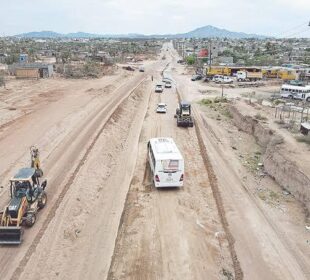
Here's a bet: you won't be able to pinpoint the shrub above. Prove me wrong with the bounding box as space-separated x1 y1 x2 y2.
296 135 310 145
0 76 5 87
200 98 213 105
254 113 267 121
214 97 228 103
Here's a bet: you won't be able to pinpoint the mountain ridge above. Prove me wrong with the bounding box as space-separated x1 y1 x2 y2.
15 25 268 39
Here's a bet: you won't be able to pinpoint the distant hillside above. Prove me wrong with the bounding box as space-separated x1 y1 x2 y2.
15 25 267 39
15 31 63 38
174 25 267 39
15 31 99 38
66 32 100 38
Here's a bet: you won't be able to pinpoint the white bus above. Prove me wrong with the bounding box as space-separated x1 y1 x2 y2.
280 84 310 101
147 137 184 188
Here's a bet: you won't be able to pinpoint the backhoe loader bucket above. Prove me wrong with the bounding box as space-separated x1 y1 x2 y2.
0 226 22 245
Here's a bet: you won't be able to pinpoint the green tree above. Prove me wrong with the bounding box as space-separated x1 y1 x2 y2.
186 55 195 65
61 51 71 64
5 54 19 65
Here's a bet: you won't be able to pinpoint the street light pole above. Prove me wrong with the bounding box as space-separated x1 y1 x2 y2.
209 40 212 69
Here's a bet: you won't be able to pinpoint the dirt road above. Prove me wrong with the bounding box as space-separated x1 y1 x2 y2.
0 43 308 280
108 74 234 279
0 64 155 279
168 43 310 280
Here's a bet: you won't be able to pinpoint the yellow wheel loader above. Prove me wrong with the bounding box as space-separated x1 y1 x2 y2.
0 147 47 245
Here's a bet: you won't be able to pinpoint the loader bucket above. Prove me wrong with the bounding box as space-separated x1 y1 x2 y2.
0 226 22 245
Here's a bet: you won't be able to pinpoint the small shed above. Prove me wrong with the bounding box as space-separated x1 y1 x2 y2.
15 68 39 79
10 63 53 78
300 122 310 135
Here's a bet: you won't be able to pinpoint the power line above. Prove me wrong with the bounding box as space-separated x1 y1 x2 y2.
278 21 309 37
285 28 310 38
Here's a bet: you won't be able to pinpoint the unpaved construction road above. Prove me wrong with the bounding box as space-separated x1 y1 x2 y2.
0 43 309 280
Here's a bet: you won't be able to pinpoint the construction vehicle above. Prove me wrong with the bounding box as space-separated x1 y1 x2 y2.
205 66 231 77
236 71 263 82
175 101 194 127
262 68 279 79
278 69 298 81
0 147 47 245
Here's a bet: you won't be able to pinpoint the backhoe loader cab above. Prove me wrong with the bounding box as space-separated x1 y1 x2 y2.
0 168 47 245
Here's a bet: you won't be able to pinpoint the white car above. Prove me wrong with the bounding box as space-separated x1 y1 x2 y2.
156 103 167 113
215 76 233 84
212 75 224 82
155 84 164 93
165 81 172 88
162 78 170 83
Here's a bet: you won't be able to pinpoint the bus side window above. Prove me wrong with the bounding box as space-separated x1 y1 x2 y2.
149 147 155 167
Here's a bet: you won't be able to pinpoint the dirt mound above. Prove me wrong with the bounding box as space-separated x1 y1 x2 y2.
229 105 310 215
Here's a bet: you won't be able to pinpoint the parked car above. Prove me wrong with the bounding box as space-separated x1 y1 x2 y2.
162 78 171 83
155 84 164 93
122 66 135 71
156 103 167 113
139 66 145 72
165 81 172 88
203 77 211 82
212 75 224 82
191 74 203 81
215 76 233 84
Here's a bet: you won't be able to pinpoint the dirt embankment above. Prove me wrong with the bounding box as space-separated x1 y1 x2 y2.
228 105 310 215
17 80 151 280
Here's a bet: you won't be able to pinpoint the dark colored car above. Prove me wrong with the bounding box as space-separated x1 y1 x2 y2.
122 66 135 71
191 74 203 81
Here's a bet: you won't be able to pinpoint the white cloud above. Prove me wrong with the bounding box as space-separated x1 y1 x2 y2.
1 0 309 37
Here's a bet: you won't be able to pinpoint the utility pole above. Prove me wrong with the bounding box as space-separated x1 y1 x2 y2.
208 40 212 76
209 40 212 67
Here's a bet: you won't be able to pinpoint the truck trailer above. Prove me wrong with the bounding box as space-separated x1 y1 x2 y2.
237 71 263 82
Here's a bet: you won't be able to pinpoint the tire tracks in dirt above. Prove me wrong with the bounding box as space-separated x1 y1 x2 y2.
106 82 154 280
10 77 147 280
108 70 235 279
176 88 243 280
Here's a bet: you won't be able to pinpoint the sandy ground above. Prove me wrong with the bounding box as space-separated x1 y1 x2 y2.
0 43 308 280
168 44 310 279
0 66 152 279
108 72 234 279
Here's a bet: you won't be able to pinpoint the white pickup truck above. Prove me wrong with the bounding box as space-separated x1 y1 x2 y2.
215 76 233 84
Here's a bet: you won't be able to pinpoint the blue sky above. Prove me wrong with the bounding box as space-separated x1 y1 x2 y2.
1 0 310 37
